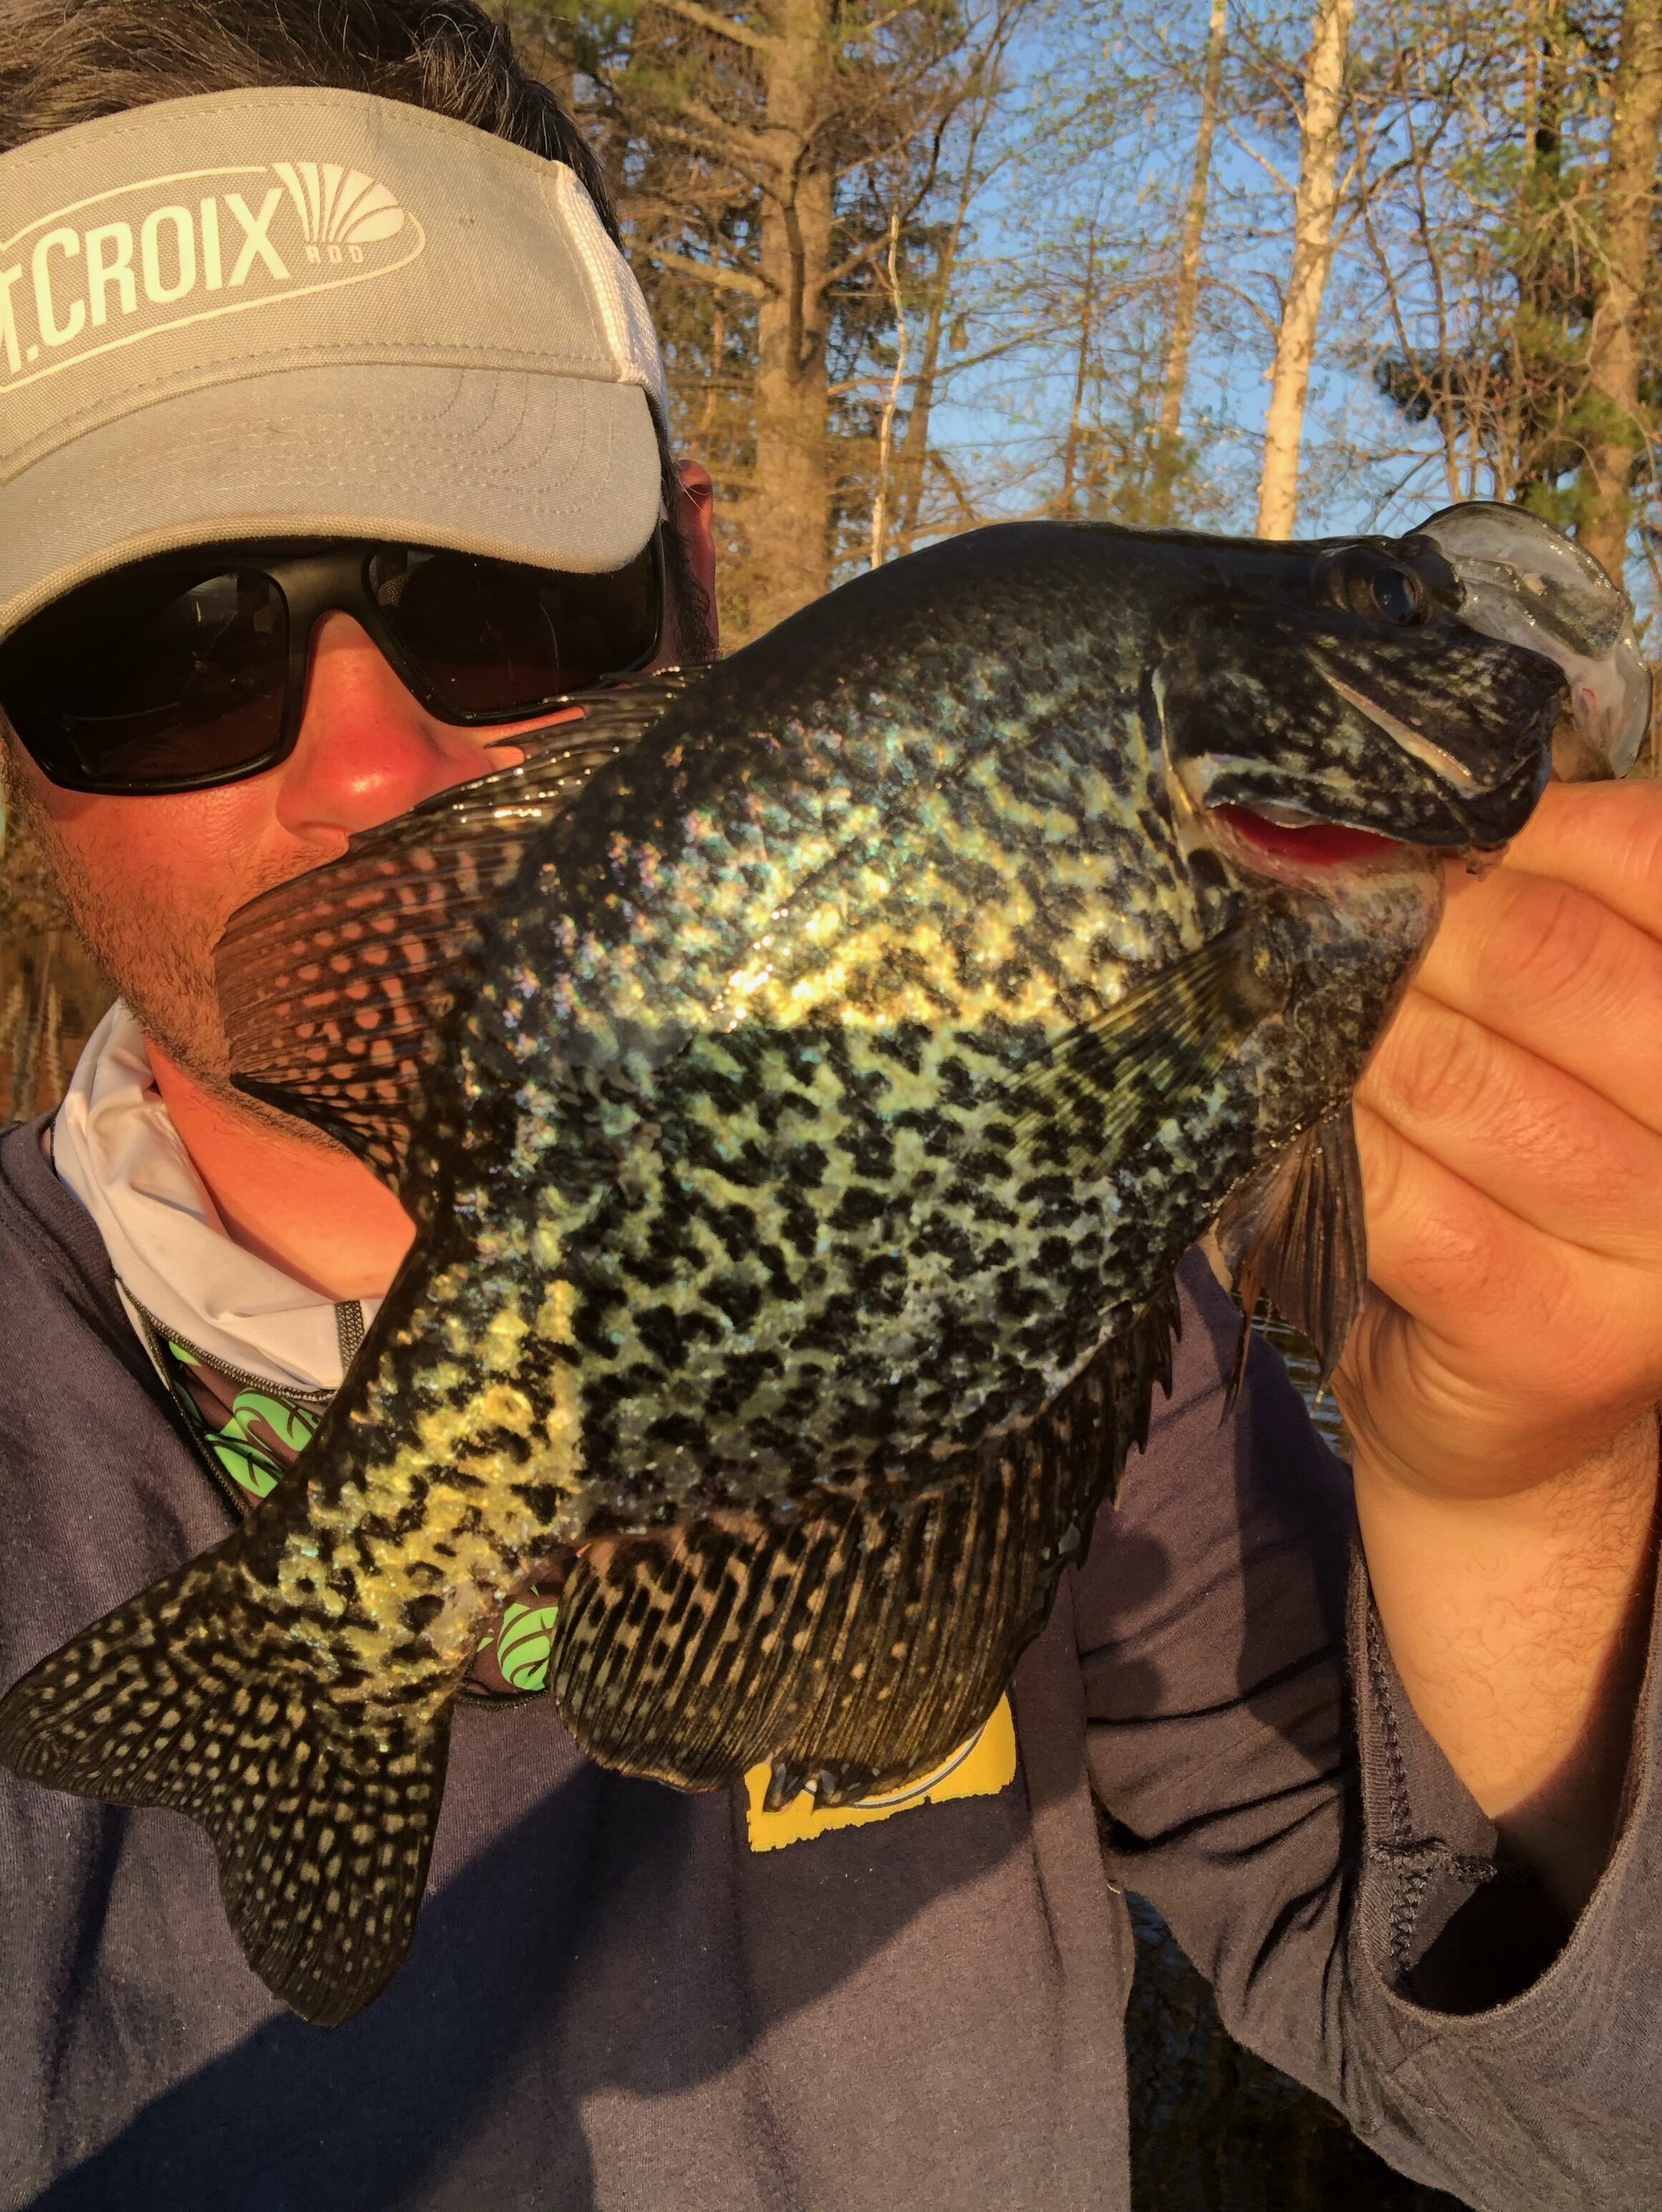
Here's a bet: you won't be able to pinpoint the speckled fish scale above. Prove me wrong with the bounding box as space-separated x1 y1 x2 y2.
5 509 1637 2027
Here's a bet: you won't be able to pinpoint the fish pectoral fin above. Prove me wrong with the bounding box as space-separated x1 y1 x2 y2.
213 675 703 1186
0 1543 452 2027
1213 1104 1368 1393
998 920 1284 1165
548 1285 1179 1797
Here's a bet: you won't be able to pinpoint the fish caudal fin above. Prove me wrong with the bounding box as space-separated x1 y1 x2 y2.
1214 1103 1368 1391
0 1544 451 2026
549 1287 1178 1802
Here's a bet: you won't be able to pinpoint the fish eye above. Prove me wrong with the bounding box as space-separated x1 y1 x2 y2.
1319 549 1430 627
1369 564 1423 622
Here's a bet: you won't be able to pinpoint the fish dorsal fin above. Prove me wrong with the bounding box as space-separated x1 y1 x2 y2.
999 918 1284 1166
215 677 701 1182
1213 1104 1368 1393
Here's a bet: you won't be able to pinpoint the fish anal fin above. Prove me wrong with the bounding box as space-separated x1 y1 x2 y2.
1214 1105 1368 1390
764 1757 813 1813
213 678 701 1190
808 1760 879 1809
0 1544 452 2026
548 1284 1179 1794
1001 921 1284 1167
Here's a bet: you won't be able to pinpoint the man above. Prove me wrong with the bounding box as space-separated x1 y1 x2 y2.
0 4 1658 2208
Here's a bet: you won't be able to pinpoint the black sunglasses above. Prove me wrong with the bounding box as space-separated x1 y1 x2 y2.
0 534 664 796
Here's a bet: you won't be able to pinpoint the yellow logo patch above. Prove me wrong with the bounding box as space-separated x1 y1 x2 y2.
743 1697 1017 1852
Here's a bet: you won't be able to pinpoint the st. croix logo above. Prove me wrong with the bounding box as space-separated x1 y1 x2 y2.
272 161 406 264
0 158 424 390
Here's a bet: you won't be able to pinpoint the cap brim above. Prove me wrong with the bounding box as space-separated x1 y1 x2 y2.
0 363 662 640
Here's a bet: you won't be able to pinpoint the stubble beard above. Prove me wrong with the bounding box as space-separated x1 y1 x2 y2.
7 792 221 1087
3 751 315 1140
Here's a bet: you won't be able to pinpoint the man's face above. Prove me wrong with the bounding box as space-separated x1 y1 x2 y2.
6 472 717 1087
7 611 565 1079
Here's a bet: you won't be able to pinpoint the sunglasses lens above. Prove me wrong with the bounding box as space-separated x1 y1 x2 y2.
368 545 660 716
0 565 289 790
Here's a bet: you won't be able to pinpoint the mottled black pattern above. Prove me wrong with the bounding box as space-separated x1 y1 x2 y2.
1 514 1596 2024
405 528 1560 1519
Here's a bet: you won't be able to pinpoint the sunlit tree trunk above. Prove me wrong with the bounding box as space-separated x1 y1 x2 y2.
1150 0 1227 525
743 0 837 633
1511 1 1571 506
544 0 1032 631
1577 0 1662 584
891 275 947 558
890 0 1028 557
893 125 979 557
1254 0 1353 539
1057 220 1102 516
869 208 908 566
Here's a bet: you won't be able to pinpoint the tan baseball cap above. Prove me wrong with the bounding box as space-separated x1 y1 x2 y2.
0 85 668 641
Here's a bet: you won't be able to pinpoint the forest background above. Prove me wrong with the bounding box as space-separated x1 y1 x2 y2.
6 1 1662 2202
10 0 1662 1112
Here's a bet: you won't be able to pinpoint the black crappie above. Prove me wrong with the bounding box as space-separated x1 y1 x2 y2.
0 502 1645 2026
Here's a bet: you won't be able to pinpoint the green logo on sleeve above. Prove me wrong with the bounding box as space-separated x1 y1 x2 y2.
168 1345 321 1501
488 1597 562 1693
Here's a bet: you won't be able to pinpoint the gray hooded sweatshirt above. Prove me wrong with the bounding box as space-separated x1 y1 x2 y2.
2 1114 1658 2212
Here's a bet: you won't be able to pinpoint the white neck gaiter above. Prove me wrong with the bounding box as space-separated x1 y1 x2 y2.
51 1001 380 1394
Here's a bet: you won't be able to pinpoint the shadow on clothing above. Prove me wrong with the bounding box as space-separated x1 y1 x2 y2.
30 1724 1027 2211
1125 1895 1469 2211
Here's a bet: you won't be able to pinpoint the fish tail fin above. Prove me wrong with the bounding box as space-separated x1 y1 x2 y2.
0 1545 451 2026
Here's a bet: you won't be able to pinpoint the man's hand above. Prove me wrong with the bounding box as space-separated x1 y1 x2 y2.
1337 777 1662 1918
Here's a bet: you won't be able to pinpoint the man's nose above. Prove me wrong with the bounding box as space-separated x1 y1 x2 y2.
274 610 495 843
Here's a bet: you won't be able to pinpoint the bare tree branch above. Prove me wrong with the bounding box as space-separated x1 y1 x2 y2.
650 247 772 296
654 0 775 55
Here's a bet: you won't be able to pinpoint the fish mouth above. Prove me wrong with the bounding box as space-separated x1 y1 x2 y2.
1174 713 1539 866
1209 800 1409 870
1173 752 1423 875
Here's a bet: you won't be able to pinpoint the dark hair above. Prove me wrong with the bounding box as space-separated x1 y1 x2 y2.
0 0 715 656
